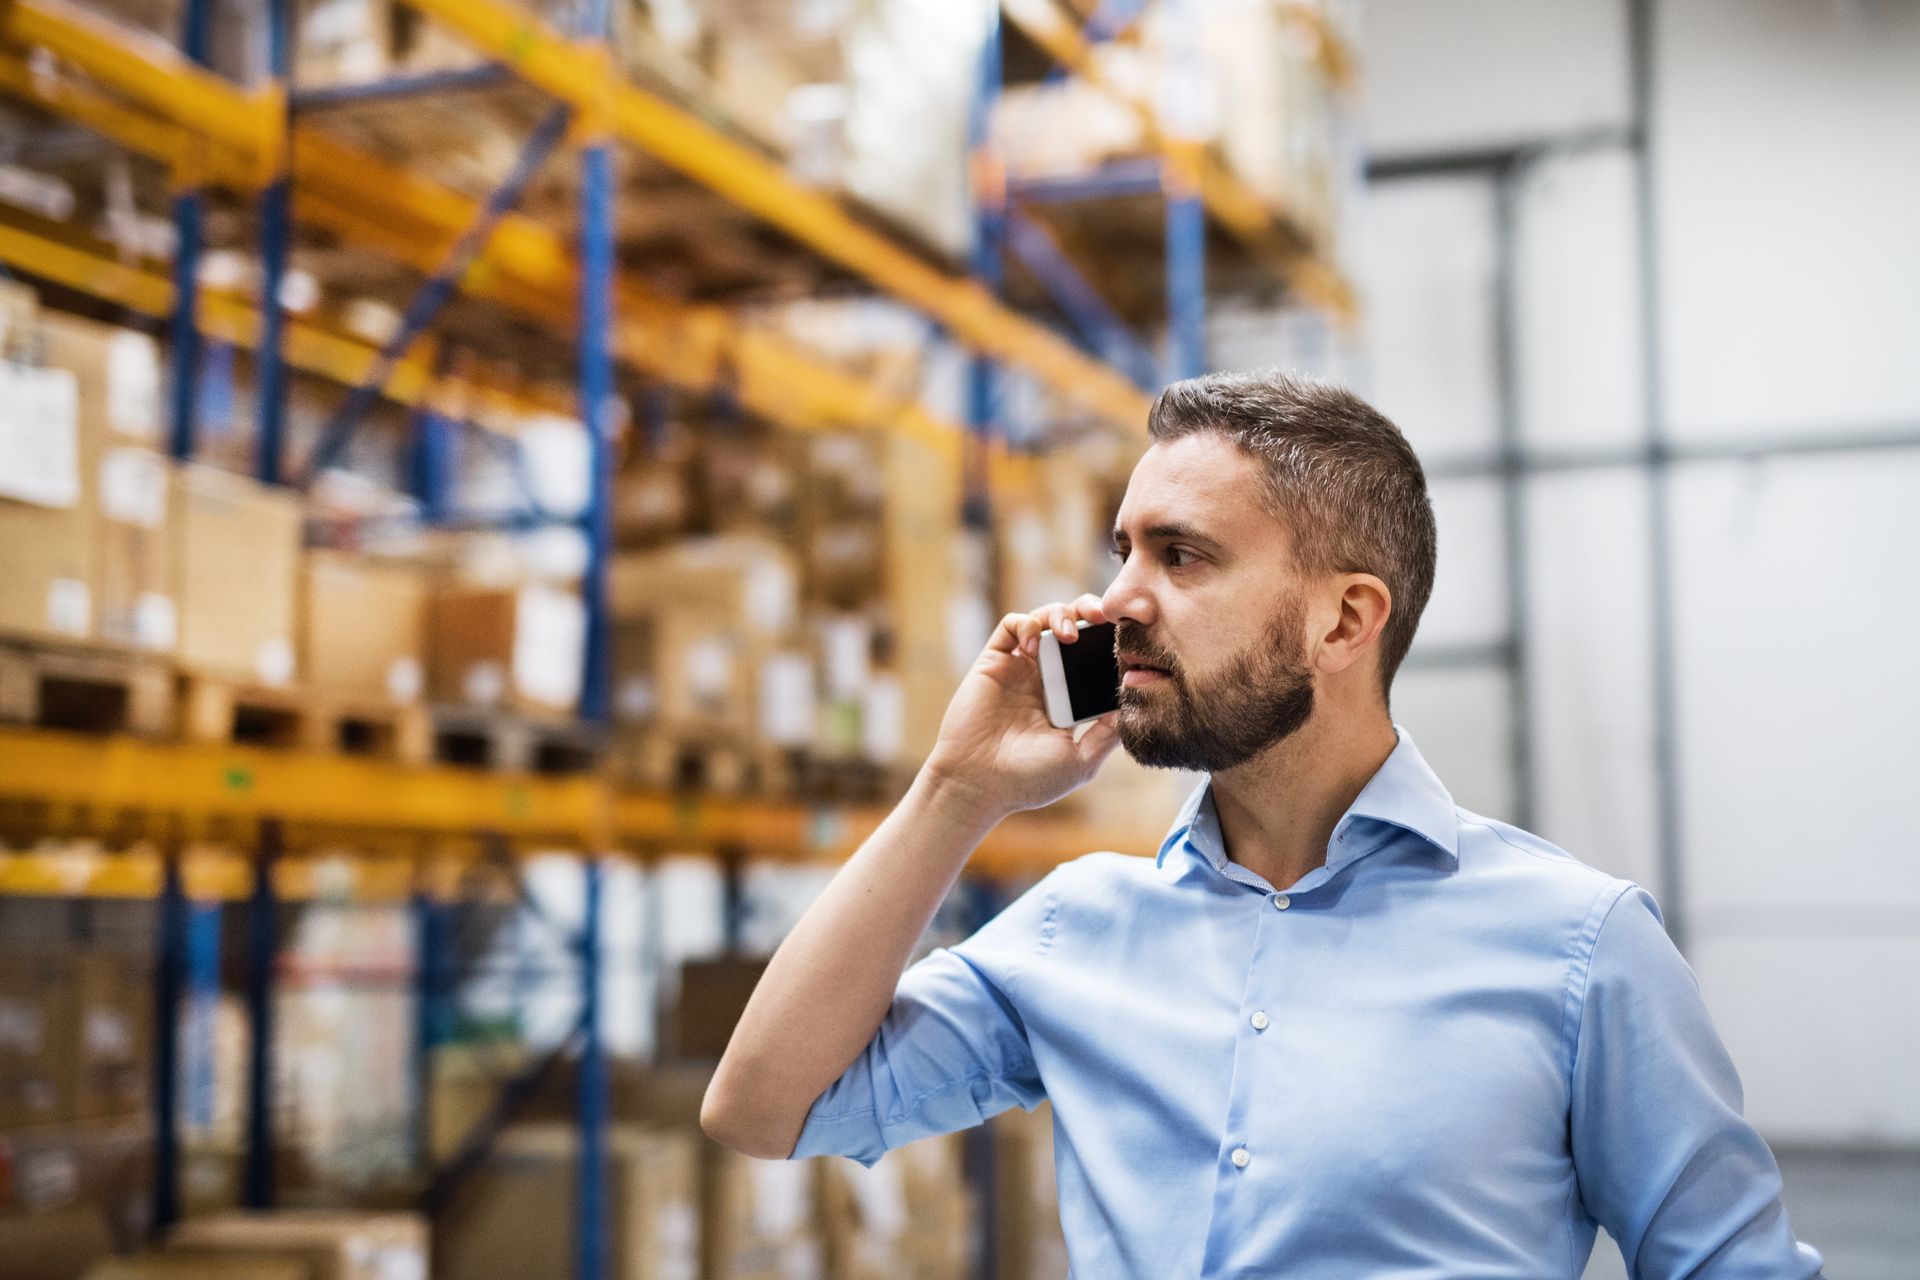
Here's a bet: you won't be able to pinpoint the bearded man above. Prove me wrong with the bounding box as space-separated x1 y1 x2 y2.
702 371 1825 1279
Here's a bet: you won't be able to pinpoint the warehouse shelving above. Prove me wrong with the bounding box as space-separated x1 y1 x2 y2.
0 2 1353 1276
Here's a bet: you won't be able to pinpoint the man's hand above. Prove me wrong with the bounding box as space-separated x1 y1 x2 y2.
924 594 1124 820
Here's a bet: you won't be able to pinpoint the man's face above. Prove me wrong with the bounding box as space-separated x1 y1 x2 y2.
1100 435 1317 774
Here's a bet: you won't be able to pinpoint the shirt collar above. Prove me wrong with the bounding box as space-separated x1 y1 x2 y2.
1153 723 1460 874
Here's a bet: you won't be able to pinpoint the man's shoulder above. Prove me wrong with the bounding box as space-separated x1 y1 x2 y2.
1450 805 1631 910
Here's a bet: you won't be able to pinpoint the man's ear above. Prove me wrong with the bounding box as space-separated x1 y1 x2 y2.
1314 574 1392 677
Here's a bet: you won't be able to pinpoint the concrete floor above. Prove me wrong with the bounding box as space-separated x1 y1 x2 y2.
1578 1148 1920 1279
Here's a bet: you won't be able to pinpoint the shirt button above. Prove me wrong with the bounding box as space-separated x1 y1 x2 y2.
1230 1147 1251 1168
1271 893 1291 910
1250 1011 1270 1031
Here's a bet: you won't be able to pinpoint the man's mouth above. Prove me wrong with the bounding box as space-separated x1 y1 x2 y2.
1118 654 1173 687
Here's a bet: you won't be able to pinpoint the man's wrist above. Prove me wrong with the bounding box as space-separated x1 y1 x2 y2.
912 760 1014 835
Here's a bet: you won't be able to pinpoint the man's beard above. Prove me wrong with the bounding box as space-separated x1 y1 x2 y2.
1114 596 1316 774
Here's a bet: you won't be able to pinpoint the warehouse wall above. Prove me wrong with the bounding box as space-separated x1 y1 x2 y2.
1357 0 1920 1146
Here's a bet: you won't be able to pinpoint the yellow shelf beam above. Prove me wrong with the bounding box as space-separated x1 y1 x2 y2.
0 216 575 420
0 728 1153 882
397 0 1154 430
0 20 972 460
998 0 1357 321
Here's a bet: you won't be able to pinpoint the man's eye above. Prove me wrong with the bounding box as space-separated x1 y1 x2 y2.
1108 546 1126 562
1165 547 1196 567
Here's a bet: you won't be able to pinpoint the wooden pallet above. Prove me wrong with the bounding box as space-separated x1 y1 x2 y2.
429 705 604 775
176 673 433 764
607 731 800 797
0 639 175 737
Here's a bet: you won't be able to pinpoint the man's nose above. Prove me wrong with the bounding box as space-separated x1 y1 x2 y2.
1101 558 1155 628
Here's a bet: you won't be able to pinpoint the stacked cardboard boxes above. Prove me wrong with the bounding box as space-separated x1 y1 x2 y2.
166 1211 428 1280
427 582 586 716
438 1124 700 1280
704 1147 823 1280
817 1133 972 1280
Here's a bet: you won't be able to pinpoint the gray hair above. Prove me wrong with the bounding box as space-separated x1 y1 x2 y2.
1147 370 1438 703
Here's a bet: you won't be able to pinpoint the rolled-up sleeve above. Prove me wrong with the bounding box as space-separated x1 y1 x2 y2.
787 866 1060 1167
1570 883 1826 1278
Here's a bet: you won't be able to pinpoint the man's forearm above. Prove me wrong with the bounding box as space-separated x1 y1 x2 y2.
700 764 1007 1158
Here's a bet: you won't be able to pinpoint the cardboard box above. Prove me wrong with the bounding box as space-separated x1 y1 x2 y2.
38 314 171 654
88 1256 306 1280
0 1205 115 1280
167 1211 427 1280
819 1133 971 1280
991 1102 1068 1280
427 584 584 715
171 465 303 684
0 277 37 360
299 551 426 703
0 362 92 643
704 1148 823 1280
438 1124 699 1280
72 952 150 1123
0 949 77 1129
0 1120 153 1228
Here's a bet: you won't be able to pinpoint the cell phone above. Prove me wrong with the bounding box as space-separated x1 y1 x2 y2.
1039 620 1120 729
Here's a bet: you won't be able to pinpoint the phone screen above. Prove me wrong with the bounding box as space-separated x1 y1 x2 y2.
1060 621 1121 721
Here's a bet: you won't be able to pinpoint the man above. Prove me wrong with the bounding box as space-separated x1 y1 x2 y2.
702 372 1825 1278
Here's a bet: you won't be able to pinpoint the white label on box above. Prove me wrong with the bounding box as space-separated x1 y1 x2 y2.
370 1247 426 1280
946 592 995 677
134 592 176 651
862 674 905 763
107 329 161 439
845 1157 908 1238
820 614 870 699
255 637 295 687
98 446 168 527
683 636 734 708
513 585 585 709
616 674 657 723
745 557 797 633
655 1200 699 1280
18 1144 78 1208
0 365 80 507
46 577 90 636
759 651 816 747
0 998 43 1052
83 1006 133 1056
386 655 423 704
747 1157 811 1237
464 661 506 707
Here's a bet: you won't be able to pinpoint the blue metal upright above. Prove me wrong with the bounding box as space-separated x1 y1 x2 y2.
574 7 615 1275
151 853 188 1236
166 0 212 461
254 0 293 483
575 7 617 727
964 4 1006 528
305 103 573 482
184 901 223 1134
243 819 282 1209
1164 178 1207 380
412 889 455 1166
575 858 609 1280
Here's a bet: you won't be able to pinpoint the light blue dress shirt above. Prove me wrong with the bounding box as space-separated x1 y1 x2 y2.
792 725 1826 1278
